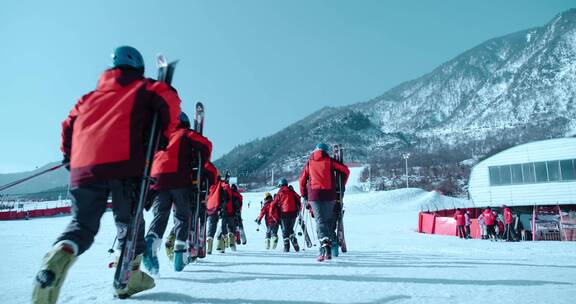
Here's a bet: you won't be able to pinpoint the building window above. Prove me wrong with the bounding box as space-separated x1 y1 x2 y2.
522 163 535 183
489 166 500 186
534 162 548 182
560 159 575 181
511 164 523 184
547 161 560 182
500 165 512 185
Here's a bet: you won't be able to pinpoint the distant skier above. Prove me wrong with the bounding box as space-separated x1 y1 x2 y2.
464 210 472 239
503 205 515 241
256 192 280 249
230 184 247 245
478 212 487 239
205 176 231 254
142 112 212 273
482 207 497 241
299 143 349 261
33 46 181 303
454 208 466 239
270 179 302 252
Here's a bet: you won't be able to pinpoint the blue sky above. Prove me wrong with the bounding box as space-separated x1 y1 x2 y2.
0 0 573 173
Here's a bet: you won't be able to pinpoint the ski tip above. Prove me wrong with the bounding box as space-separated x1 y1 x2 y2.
156 54 168 68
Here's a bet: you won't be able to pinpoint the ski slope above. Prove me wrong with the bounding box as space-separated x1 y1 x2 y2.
1 185 575 303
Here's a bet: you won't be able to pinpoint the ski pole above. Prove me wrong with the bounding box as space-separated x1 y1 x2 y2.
108 236 117 254
0 163 67 192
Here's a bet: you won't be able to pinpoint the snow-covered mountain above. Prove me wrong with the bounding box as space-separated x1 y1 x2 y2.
0 162 68 196
216 9 576 189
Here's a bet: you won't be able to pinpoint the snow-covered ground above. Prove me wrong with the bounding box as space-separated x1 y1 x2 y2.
1 186 575 303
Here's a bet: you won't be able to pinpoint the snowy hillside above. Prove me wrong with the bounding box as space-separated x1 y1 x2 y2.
1 187 575 303
216 9 576 192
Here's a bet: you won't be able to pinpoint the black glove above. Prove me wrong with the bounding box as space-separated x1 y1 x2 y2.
62 155 70 171
158 136 169 151
255 219 261 225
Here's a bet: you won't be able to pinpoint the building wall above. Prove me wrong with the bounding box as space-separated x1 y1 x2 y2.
469 138 576 206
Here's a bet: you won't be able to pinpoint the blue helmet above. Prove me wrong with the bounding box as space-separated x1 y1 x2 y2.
277 178 288 187
111 46 144 71
315 143 330 152
179 112 190 129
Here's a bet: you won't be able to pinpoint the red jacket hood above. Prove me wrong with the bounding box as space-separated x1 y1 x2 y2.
311 150 328 161
97 68 144 91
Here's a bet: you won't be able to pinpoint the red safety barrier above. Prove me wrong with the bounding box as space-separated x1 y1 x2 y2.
434 217 457 236
419 213 436 234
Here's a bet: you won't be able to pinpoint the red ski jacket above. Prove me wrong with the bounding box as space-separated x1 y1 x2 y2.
151 128 212 191
206 180 231 216
203 161 219 188
454 210 465 226
270 186 301 218
504 208 513 224
61 68 181 187
222 183 236 216
298 150 350 202
232 189 243 215
258 199 279 226
483 209 496 226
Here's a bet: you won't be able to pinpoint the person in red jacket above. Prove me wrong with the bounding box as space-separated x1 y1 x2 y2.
256 192 280 249
503 205 516 241
454 208 466 239
142 112 212 273
270 179 302 252
299 143 350 261
231 184 246 245
205 175 233 254
482 207 497 241
33 46 181 302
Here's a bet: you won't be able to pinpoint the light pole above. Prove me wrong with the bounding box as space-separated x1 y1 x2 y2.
402 152 411 188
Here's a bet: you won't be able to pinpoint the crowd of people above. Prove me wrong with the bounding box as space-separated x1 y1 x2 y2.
31 46 351 304
454 206 523 241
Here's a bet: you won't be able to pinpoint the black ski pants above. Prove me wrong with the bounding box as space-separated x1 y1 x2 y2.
280 215 297 239
56 179 145 256
146 188 193 243
265 224 279 239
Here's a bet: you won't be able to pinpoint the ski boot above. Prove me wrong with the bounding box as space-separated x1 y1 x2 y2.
217 236 226 253
33 241 78 304
271 236 279 249
235 229 241 245
240 227 247 245
206 237 214 255
331 239 339 257
283 238 290 252
228 233 237 252
115 254 155 299
265 238 271 250
317 238 332 262
290 234 300 252
143 235 160 275
165 231 176 261
198 245 206 259
173 241 187 272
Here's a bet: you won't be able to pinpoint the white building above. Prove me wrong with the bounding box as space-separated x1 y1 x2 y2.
468 138 576 207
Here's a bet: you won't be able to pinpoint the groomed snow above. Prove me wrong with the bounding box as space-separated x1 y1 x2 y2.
1 187 575 304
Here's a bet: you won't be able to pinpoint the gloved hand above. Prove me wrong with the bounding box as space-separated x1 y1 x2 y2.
255 219 261 225
62 155 70 171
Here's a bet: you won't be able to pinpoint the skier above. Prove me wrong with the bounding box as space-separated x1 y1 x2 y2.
464 210 472 239
231 184 247 245
33 46 182 303
454 208 465 239
503 205 515 241
205 176 231 254
478 212 487 239
483 207 497 241
270 179 301 252
220 181 240 252
256 192 280 250
298 143 349 261
142 112 212 273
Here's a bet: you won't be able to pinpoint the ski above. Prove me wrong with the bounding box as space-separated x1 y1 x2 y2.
298 209 313 248
114 54 178 291
333 145 347 254
189 102 205 262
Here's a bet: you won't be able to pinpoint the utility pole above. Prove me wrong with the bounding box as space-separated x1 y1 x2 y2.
402 152 411 188
271 168 275 187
